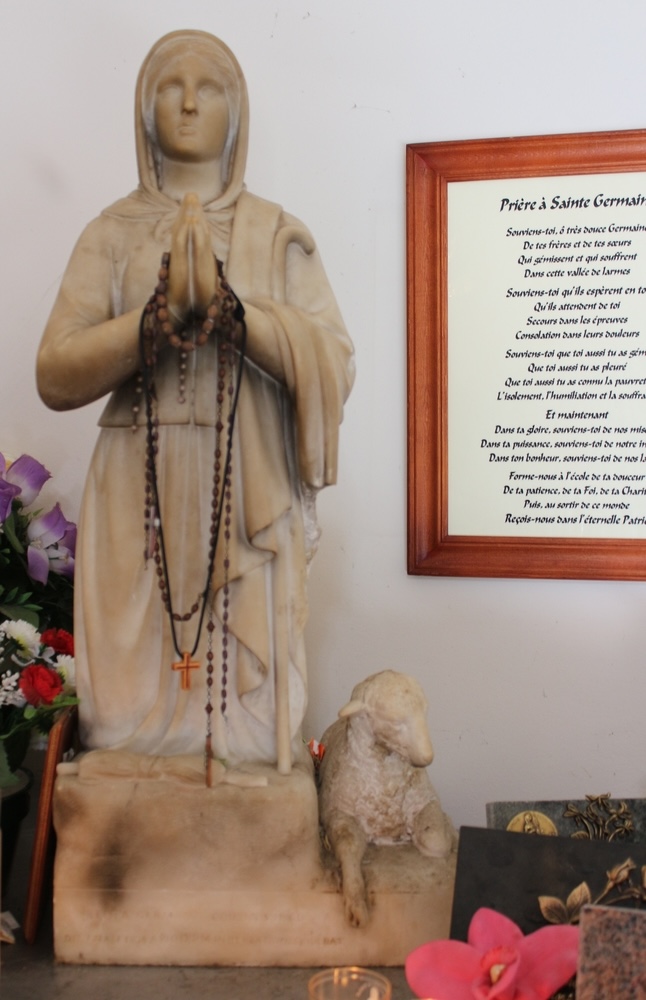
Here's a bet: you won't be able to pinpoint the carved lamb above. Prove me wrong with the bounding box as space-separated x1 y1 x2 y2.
318 669 456 928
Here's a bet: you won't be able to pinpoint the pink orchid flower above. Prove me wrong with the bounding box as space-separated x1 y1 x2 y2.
0 452 51 523
406 907 579 1000
26 503 76 585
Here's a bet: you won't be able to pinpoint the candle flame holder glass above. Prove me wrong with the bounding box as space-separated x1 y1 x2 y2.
308 966 392 1000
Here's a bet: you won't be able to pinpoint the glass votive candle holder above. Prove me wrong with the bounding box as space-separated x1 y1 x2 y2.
308 966 392 1000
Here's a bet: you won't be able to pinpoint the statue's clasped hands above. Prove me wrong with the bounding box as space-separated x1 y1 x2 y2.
150 193 242 358
167 193 222 326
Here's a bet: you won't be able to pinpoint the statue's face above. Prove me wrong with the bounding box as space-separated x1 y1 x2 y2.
153 52 230 164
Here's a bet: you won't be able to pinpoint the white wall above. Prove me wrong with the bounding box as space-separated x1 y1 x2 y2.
2 0 645 827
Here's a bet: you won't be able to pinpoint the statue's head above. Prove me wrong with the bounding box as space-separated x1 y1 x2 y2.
135 31 248 199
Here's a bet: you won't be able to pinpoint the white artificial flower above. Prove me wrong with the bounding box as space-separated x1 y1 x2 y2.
0 619 41 656
39 645 57 667
56 654 76 693
0 669 26 707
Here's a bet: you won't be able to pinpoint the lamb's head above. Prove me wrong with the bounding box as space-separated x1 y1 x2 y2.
338 670 434 767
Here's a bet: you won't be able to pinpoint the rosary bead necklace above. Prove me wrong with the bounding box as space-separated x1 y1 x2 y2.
138 252 246 782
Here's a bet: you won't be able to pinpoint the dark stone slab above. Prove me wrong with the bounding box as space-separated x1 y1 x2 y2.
486 796 646 841
577 905 646 998
450 826 646 941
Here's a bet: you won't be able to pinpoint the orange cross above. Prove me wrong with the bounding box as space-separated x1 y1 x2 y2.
172 651 200 690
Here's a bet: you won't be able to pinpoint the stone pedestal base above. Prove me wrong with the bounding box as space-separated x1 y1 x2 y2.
53 760 455 966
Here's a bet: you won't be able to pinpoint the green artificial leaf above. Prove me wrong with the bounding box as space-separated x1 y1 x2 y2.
0 740 21 788
0 603 40 627
2 512 25 554
11 591 39 609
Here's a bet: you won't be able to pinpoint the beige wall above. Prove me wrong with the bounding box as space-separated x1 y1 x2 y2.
1 0 644 826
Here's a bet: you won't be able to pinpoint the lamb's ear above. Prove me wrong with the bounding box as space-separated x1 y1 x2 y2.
338 699 366 719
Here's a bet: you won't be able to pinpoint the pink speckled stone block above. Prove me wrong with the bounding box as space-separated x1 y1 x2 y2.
577 905 646 998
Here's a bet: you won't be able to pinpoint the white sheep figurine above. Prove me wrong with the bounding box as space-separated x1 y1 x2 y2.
318 669 456 927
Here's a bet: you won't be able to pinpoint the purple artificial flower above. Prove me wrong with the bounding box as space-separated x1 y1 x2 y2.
26 503 76 585
0 452 51 509
0 479 20 523
48 521 76 580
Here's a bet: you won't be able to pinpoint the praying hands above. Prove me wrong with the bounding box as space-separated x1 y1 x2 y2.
166 192 224 323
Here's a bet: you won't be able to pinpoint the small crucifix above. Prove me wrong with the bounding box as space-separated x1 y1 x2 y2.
172 651 200 691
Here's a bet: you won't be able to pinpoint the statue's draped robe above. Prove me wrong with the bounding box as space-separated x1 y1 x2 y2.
40 32 354 764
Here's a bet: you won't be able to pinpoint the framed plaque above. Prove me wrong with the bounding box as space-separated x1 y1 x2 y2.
407 128 646 578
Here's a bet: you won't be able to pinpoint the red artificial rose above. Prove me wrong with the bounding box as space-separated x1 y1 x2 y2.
40 628 74 656
19 664 63 706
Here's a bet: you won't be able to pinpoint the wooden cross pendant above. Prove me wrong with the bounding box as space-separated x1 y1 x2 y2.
172 651 200 691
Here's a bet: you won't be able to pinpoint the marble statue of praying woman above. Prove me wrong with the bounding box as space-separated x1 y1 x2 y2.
37 30 354 775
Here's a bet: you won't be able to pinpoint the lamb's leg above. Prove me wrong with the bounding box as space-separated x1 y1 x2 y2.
412 799 457 858
325 809 370 928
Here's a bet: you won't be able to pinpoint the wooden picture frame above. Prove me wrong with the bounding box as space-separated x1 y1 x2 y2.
407 128 646 579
